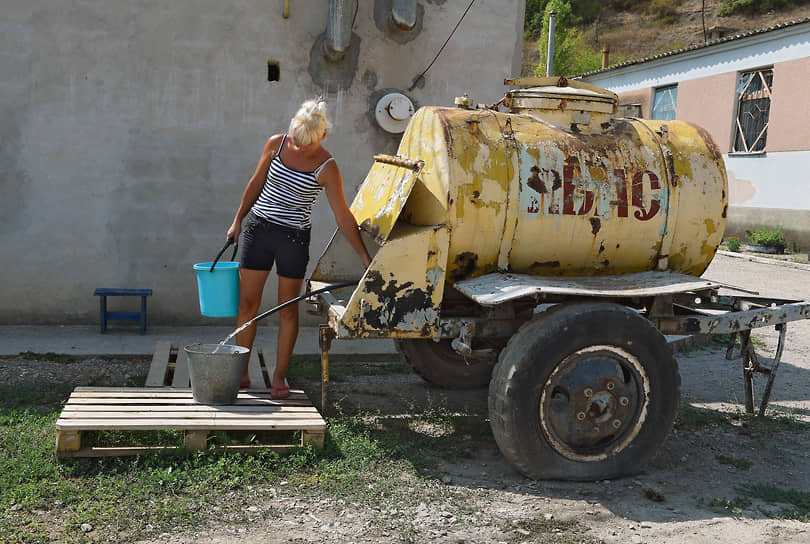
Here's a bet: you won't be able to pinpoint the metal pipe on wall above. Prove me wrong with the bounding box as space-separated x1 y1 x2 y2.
546 11 556 77
391 0 417 31
325 0 355 61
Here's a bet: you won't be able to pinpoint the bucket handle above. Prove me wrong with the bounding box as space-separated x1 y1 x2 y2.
209 238 238 272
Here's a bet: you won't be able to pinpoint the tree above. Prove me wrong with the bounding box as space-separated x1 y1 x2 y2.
535 0 603 77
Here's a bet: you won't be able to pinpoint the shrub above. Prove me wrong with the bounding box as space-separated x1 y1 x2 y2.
718 0 810 17
649 0 681 25
725 236 742 252
746 226 785 247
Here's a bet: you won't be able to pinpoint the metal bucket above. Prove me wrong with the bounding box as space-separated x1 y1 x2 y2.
184 343 249 405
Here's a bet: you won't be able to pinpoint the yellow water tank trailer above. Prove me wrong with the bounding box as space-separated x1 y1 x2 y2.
311 77 728 339
309 78 744 481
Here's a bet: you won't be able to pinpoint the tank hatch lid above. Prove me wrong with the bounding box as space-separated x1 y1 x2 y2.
503 76 618 115
454 271 723 307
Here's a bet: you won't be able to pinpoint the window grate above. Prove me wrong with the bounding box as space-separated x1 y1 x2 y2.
733 69 772 153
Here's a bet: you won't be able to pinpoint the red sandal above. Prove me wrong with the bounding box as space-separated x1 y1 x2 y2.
270 385 290 399
240 379 251 388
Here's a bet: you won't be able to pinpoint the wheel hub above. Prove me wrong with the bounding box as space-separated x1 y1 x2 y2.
539 345 650 461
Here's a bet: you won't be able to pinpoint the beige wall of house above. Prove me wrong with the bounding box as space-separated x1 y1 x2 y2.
676 73 737 153
768 57 810 152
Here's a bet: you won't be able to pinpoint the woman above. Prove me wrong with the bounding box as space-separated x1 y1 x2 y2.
227 99 371 398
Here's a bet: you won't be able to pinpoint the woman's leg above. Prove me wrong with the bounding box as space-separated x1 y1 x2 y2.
236 268 270 382
272 275 304 389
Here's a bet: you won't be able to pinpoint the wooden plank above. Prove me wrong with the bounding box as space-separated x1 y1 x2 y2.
56 443 301 458
55 418 326 431
183 431 208 451
68 388 309 398
60 404 319 414
64 398 314 408
145 342 173 386
172 348 190 387
55 430 81 453
58 410 319 423
302 430 326 448
247 347 265 389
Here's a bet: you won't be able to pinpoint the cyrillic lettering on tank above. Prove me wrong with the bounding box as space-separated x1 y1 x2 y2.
632 170 661 221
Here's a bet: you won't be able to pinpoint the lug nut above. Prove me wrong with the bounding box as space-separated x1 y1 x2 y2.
619 396 629 407
584 388 593 398
612 419 622 429
576 412 586 421
606 382 615 391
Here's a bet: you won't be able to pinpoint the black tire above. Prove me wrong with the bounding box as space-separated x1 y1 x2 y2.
488 302 680 480
395 339 497 389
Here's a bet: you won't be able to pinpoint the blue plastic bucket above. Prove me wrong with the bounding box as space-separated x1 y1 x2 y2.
193 261 240 317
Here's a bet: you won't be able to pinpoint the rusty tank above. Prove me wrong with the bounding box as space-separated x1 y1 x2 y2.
307 78 810 482
311 77 728 340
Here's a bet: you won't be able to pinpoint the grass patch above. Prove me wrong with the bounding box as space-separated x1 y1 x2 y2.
739 483 810 521
287 354 409 382
507 517 600 544
702 484 810 521
702 495 752 515
676 403 810 434
715 454 752 471
19 351 77 364
0 380 480 542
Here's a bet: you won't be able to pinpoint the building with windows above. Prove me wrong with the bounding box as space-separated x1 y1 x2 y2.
580 17 810 250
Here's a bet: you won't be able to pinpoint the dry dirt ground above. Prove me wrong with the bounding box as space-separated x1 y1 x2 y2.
137 254 810 544
4 253 810 543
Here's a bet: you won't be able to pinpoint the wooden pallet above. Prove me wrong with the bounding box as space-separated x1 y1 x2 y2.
55 387 326 457
145 341 273 389
54 342 324 457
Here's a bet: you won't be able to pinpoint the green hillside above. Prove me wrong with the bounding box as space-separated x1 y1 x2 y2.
522 0 810 77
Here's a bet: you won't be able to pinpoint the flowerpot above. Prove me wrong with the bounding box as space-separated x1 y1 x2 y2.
743 243 784 255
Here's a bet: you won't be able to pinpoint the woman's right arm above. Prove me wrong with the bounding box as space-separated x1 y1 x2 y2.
227 135 282 243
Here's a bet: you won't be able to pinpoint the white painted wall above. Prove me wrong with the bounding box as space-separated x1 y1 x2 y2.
726 151 810 209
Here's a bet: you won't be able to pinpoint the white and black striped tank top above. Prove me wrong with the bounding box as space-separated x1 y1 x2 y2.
251 134 331 229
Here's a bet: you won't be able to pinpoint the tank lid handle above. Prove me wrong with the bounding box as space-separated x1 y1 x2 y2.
504 76 617 101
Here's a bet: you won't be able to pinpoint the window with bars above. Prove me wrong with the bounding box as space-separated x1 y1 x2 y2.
733 68 773 153
651 85 678 120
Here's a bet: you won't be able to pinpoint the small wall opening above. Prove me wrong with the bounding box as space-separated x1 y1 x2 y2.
267 61 280 82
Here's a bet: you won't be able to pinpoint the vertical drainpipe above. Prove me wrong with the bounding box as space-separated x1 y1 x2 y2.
546 11 556 77
391 0 417 31
325 0 354 61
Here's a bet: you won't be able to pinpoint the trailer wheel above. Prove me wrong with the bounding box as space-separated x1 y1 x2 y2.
395 339 497 389
488 302 680 480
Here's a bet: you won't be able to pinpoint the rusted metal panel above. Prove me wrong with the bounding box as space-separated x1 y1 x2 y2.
349 157 424 245
655 302 810 335
336 224 449 338
454 271 723 306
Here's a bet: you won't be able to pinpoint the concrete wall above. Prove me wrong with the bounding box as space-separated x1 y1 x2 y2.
0 0 525 325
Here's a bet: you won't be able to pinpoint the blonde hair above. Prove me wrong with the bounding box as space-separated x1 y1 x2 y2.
288 99 329 146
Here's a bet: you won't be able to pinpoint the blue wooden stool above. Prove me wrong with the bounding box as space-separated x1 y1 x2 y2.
94 288 153 334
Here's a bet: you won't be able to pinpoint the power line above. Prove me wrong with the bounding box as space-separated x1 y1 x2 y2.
408 0 476 91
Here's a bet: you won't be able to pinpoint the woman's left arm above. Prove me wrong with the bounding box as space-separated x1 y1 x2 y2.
321 161 372 269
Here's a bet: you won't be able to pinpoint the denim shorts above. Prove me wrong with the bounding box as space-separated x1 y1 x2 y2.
240 212 311 278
